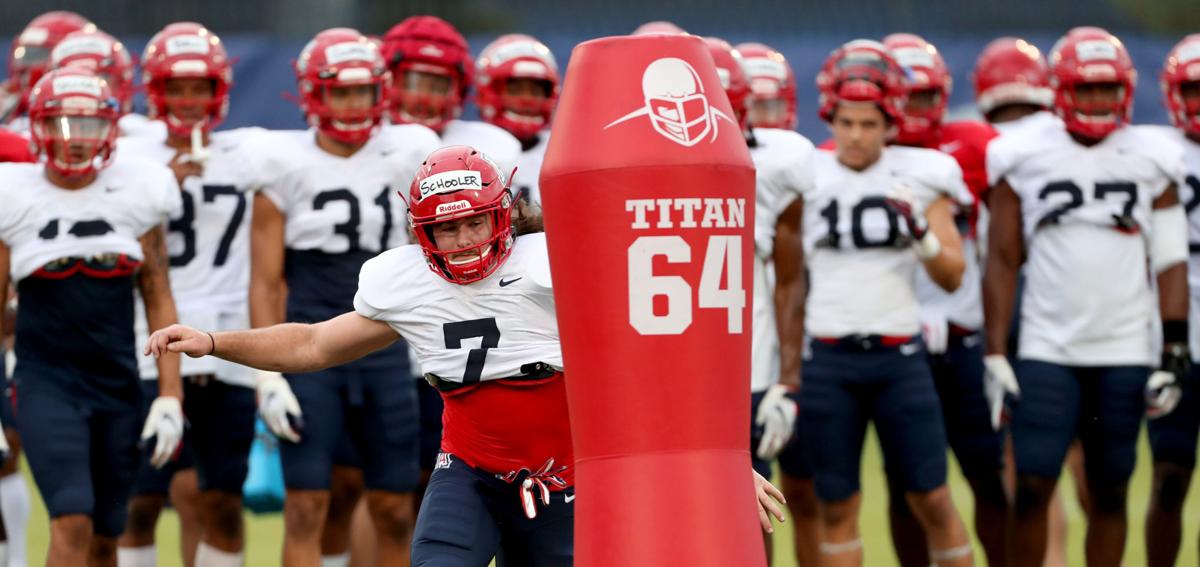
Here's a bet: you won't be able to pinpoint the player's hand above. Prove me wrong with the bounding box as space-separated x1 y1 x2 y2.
921 315 949 355
1146 344 1188 419
885 184 928 239
144 324 215 359
257 371 303 443
0 414 11 463
983 354 1020 431
753 470 786 534
140 396 184 468
754 384 798 460
168 150 204 187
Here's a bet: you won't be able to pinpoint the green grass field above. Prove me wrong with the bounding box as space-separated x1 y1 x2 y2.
19 426 1200 566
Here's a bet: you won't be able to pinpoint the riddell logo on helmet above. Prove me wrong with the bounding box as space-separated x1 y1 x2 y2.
418 170 484 201
435 200 472 215
52 76 102 97
605 57 734 147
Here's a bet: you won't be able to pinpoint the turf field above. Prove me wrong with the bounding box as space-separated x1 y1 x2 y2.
21 426 1200 566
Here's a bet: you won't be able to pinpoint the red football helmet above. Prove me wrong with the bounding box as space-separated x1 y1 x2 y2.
295 28 391 146
703 37 751 129
735 42 797 130
409 146 515 284
381 16 472 134
50 30 135 115
27 67 120 178
142 22 233 138
631 21 688 36
1162 34 1200 137
475 34 559 143
884 33 950 145
817 39 907 125
973 37 1053 117
1048 27 1136 141
5 11 95 119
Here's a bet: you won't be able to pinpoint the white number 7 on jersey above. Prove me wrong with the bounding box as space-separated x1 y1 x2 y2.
627 235 745 336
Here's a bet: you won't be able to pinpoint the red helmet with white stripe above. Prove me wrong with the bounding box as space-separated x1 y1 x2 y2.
295 28 391 145
1048 27 1136 141
475 34 559 143
381 16 472 134
27 67 119 178
408 146 515 285
817 39 907 125
50 30 135 115
735 42 797 130
5 11 95 119
704 37 750 128
1162 34 1200 137
142 22 233 138
884 33 950 145
973 37 1053 117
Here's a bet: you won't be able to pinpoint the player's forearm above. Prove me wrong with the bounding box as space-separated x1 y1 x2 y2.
211 323 325 373
982 253 1017 356
921 247 965 292
138 227 182 398
774 275 805 388
144 293 183 398
249 277 284 329
1157 263 1189 324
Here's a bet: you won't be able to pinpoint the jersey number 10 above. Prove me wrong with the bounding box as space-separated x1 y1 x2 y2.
627 235 745 336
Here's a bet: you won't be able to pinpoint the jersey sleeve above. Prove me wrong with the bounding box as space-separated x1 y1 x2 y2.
0 166 27 240
1133 126 1187 198
255 131 305 214
985 133 1020 189
519 233 553 289
134 159 183 235
353 247 420 322
911 149 970 207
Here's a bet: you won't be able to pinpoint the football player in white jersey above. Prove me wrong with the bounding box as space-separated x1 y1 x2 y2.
983 27 1190 567
801 41 973 567
705 37 820 565
246 28 439 566
1144 33 1200 567
0 67 183 567
148 145 791 565
973 37 1056 131
475 33 559 205
115 22 270 567
1 11 94 130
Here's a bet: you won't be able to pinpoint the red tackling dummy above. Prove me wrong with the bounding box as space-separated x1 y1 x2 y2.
540 34 763 566
0 128 33 162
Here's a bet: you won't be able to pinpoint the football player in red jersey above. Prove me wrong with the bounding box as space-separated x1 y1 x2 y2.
881 32 1005 567
0 130 33 162
1144 33 1200 567
2 11 95 130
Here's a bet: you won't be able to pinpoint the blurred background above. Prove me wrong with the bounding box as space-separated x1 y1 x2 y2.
3 0 1199 140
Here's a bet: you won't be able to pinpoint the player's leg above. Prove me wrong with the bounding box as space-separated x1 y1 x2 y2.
186 377 257 565
494 483 573 567
938 335 1008 567
323 465 363 565
19 385 97 565
872 343 970 566
799 341 871 566
411 454 500 566
1145 363 1200 567
90 402 146 567
0 374 28 567
279 371 348 565
118 380 185 566
169 470 202 567
1009 360 1083 566
355 365 420 566
347 500 376 567
1078 366 1149 567
776 394 819 567
885 475 928 567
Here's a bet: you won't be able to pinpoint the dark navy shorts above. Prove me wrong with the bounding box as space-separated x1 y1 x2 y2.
799 337 949 502
280 365 419 493
412 452 573 567
1147 364 1200 468
185 377 257 493
750 390 813 479
928 333 1004 479
1011 360 1148 483
17 371 142 537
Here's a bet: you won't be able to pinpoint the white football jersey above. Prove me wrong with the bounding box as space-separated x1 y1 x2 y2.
514 132 550 205
354 233 561 385
988 121 1184 366
1146 126 1200 359
122 127 274 384
990 110 1059 137
804 146 968 338
260 125 440 253
440 120 522 180
118 113 167 141
0 157 181 281
748 128 815 392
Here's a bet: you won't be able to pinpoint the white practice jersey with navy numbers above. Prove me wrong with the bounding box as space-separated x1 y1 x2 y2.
0 156 181 281
260 125 440 253
439 120 522 182
122 127 275 384
804 146 968 338
988 120 1184 366
354 233 561 385
748 128 815 392
513 132 550 205
1145 125 1200 360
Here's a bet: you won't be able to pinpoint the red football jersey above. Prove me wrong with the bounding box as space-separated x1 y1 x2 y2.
0 128 33 163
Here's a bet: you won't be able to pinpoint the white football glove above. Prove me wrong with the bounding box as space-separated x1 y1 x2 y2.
257 371 303 443
885 184 941 260
140 396 184 468
920 315 949 355
1146 345 1188 419
983 354 1021 431
754 385 798 460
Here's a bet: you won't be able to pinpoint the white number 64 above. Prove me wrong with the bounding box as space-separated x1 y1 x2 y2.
627 235 745 336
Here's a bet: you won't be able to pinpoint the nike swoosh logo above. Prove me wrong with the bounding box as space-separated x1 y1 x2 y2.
564 493 575 503
499 277 522 287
